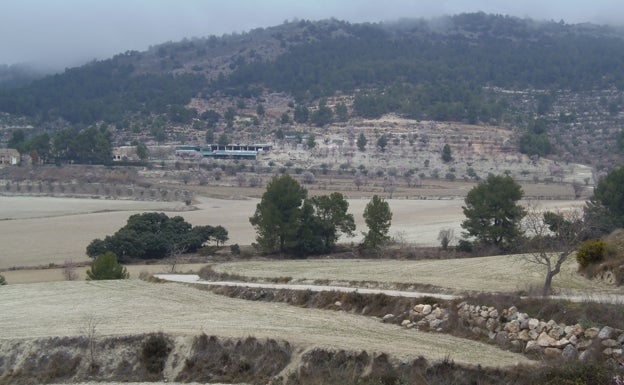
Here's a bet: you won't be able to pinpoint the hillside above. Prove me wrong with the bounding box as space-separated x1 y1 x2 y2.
2 13 624 169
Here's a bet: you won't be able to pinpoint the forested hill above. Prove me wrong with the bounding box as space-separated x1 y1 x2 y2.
2 12 624 126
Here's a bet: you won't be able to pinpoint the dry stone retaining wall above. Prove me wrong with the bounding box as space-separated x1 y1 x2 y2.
386 301 624 362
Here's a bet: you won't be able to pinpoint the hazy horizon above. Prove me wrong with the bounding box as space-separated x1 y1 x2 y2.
2 0 624 71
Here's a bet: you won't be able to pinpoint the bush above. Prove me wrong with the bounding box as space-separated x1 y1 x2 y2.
230 244 241 255
576 239 607 268
86 252 129 280
0 274 6 285
141 333 171 374
456 239 473 253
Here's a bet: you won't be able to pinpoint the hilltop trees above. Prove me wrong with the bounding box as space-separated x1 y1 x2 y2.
461 174 526 250
250 174 355 256
86 213 226 261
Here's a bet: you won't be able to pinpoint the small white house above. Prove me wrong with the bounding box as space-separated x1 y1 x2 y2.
0 148 20 165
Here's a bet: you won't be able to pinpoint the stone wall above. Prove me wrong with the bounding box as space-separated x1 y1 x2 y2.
385 301 624 362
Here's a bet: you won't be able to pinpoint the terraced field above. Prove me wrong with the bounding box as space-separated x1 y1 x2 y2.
210 256 624 296
0 279 532 368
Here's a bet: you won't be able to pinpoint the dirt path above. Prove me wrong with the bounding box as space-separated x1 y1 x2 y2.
156 274 624 304
155 273 459 300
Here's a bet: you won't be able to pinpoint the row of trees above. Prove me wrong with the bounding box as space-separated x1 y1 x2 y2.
249 174 392 256
86 212 228 262
8 126 113 164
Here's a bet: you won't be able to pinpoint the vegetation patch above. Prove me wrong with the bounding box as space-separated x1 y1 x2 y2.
176 335 291 384
140 333 172 377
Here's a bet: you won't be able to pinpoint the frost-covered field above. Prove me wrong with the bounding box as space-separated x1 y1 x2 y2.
0 195 582 270
0 279 532 368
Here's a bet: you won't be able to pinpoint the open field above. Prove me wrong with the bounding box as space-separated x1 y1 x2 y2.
0 195 583 270
211 257 624 297
0 279 532 368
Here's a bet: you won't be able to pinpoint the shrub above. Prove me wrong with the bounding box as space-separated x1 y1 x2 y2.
86 252 129 280
456 239 473 253
230 244 241 255
141 333 171 374
0 274 6 285
576 239 607 268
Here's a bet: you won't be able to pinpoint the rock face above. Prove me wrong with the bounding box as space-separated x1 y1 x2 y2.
396 301 624 362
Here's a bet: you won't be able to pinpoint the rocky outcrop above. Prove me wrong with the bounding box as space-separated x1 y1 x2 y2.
390 301 624 362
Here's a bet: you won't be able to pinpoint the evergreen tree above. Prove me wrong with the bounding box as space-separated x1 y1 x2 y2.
357 133 367 151
362 195 392 249
86 252 129 280
294 105 309 123
250 174 307 253
442 144 453 162
592 167 624 229
461 174 526 249
309 192 356 251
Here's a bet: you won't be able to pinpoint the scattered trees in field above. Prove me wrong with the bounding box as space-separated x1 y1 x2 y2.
461 174 526 250
86 252 129 280
86 212 227 261
250 174 355 256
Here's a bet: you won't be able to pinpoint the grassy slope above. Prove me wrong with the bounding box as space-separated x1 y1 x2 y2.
211 257 624 296
0 279 531 368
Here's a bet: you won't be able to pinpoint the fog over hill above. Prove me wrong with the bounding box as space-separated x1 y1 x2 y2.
2 0 624 71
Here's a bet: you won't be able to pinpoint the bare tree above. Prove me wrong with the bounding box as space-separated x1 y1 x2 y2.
302 171 316 184
236 174 247 187
437 228 455 250
80 314 100 371
521 205 585 296
248 176 263 188
62 259 78 281
353 173 365 191
382 176 396 198
167 244 188 273
571 180 584 199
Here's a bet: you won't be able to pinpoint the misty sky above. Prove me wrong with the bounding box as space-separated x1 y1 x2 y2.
2 0 624 70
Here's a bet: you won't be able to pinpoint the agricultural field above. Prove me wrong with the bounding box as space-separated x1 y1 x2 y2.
0 280 532 368
0 195 583 271
0 193 616 384
209 257 624 297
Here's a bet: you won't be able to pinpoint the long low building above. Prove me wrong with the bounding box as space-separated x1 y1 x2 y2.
175 144 272 160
